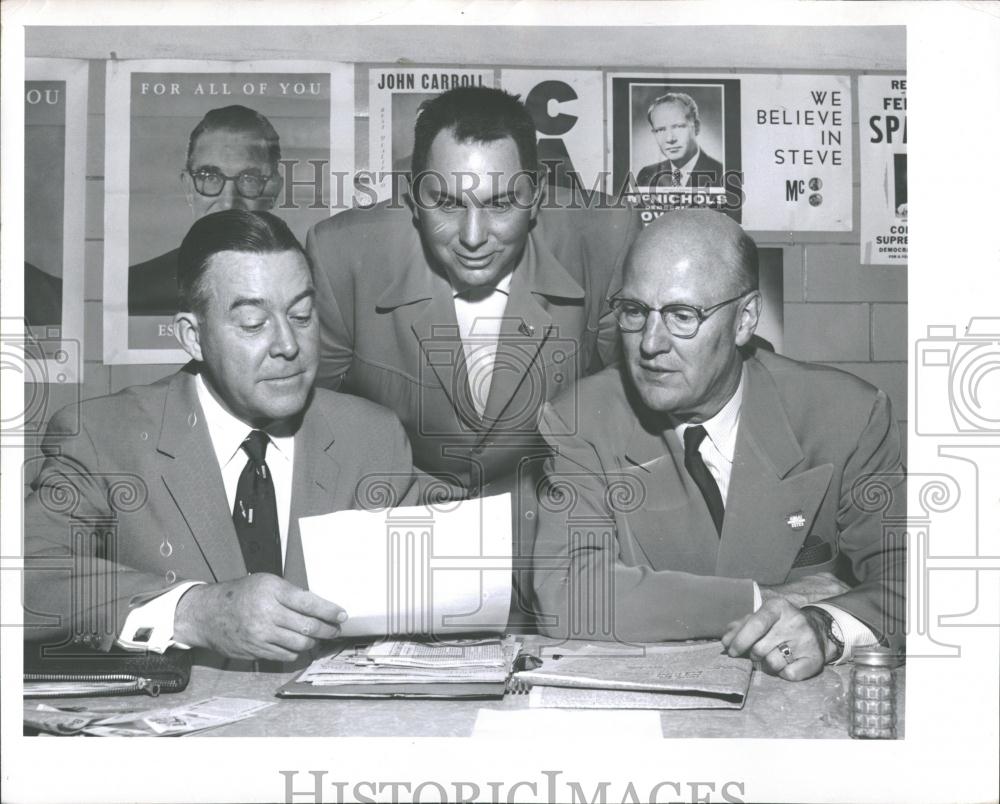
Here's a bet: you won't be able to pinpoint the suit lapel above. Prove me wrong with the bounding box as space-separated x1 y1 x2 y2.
284 401 341 590
715 358 834 581
156 368 246 582
621 415 720 573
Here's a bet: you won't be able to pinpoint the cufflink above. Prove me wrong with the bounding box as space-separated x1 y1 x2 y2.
133 627 153 643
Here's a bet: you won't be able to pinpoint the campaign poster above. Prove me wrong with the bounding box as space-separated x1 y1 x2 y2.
608 74 743 225
23 59 88 383
499 69 604 191
860 75 908 264
740 74 852 230
367 67 495 203
103 60 354 364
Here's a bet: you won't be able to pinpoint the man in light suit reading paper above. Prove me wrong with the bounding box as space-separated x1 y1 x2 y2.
24 210 416 664
533 210 905 680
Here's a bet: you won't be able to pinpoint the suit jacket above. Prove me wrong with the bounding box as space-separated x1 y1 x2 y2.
306 189 641 499
23 364 417 652
533 350 906 649
128 248 180 317
636 150 724 189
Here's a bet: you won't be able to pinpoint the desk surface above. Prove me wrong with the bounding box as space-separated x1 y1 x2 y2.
30 642 906 739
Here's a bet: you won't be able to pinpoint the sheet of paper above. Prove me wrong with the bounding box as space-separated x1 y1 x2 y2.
299 494 512 638
472 708 662 739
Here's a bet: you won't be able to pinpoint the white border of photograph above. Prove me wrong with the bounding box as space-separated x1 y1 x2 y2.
24 58 88 384
102 59 354 365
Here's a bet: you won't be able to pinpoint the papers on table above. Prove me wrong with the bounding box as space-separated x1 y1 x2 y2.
299 493 512 639
513 642 754 710
23 697 274 737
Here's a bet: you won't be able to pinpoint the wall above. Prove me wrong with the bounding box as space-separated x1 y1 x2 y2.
24 25 907 459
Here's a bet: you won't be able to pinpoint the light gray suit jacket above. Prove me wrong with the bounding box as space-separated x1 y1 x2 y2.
23 364 417 652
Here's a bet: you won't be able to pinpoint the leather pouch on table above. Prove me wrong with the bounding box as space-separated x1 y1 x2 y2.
23 644 192 698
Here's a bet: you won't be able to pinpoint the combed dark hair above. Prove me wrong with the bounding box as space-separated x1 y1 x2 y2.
186 105 281 171
177 210 305 313
410 86 538 177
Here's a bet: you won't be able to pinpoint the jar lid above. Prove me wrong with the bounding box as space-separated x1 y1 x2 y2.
853 647 901 667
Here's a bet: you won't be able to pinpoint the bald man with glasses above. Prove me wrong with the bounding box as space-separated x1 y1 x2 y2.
128 105 284 317
533 210 905 681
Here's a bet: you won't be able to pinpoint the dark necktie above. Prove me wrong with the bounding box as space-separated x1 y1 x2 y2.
233 430 282 575
670 167 683 186
683 425 725 537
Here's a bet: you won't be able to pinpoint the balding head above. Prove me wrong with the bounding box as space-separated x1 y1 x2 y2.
616 210 762 422
625 210 758 298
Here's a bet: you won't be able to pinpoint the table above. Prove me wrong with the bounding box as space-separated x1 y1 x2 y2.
27 640 906 738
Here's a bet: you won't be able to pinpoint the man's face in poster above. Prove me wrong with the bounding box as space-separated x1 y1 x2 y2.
650 101 699 165
183 128 282 219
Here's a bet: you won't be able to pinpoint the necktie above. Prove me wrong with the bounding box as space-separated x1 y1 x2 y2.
233 430 282 575
683 425 725 537
670 167 683 187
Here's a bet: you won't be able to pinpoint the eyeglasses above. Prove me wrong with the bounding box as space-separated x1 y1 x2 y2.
608 290 751 338
186 168 273 199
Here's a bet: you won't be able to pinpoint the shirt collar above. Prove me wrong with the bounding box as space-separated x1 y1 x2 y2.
194 373 293 469
453 270 514 300
672 147 702 174
674 364 745 461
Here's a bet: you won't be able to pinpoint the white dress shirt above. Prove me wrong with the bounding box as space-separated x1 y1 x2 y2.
673 368 877 663
117 374 295 652
453 271 513 417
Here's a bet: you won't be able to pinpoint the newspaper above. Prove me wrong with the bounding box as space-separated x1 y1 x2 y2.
23 697 274 737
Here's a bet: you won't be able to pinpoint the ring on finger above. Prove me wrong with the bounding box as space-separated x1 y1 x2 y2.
775 641 793 665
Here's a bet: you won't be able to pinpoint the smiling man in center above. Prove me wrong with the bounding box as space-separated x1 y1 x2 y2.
306 86 640 623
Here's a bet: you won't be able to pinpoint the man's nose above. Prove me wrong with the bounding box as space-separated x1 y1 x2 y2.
269 317 300 359
458 206 488 251
219 178 248 210
639 311 673 357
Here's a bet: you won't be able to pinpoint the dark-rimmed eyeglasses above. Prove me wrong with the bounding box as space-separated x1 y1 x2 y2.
608 290 752 338
186 168 273 199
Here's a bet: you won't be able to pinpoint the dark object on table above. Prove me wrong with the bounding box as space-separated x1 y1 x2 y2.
24 644 192 698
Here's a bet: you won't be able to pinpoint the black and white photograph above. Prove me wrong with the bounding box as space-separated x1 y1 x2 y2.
1 5 998 804
103 59 352 363
22 58 87 382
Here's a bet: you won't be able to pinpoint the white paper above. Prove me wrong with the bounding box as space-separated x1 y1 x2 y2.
472 708 662 739
299 494 512 638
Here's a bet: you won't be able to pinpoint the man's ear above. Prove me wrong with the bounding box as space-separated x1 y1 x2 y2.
174 310 204 361
733 291 762 347
528 175 545 222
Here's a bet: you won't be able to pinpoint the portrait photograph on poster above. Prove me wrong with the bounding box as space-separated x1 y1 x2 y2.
103 60 352 364
608 74 743 225
22 58 87 383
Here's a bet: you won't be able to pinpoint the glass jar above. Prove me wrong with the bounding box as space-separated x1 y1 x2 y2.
849 647 899 739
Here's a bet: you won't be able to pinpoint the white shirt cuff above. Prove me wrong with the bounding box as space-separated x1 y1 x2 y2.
117 581 205 653
812 602 879 664
752 581 762 612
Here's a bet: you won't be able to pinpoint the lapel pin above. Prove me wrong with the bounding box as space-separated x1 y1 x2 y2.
518 321 535 336
786 512 806 530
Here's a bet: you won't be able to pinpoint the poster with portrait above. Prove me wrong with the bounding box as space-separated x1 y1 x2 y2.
103 60 354 364
860 75 908 264
367 66 495 203
740 74 852 230
23 58 88 384
499 69 604 192
608 74 743 225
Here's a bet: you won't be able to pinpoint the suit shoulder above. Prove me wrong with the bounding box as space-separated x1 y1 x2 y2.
47 373 174 437
310 388 404 432
309 201 409 241
546 364 633 433
754 351 885 414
